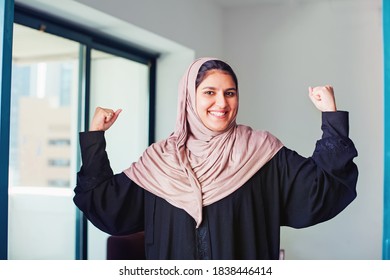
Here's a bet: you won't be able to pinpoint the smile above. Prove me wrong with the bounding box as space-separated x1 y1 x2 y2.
209 111 227 117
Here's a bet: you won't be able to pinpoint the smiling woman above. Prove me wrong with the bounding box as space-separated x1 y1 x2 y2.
74 57 358 260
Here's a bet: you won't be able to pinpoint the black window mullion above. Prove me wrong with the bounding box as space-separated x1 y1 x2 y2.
0 0 14 261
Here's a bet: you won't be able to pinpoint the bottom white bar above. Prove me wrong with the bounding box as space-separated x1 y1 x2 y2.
0 260 388 280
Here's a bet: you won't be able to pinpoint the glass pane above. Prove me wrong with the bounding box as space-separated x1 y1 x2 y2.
88 49 150 259
8 24 80 259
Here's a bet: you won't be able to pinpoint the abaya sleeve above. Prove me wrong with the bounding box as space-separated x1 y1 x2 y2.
73 131 145 235
277 111 358 228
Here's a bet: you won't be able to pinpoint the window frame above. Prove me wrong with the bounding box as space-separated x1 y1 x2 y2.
0 0 14 261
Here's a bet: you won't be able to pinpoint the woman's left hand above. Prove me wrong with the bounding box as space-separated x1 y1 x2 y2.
308 85 337 112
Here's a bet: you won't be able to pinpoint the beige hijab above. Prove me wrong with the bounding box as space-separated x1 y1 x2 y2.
124 57 283 227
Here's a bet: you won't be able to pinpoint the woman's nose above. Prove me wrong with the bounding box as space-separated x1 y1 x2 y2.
215 92 227 107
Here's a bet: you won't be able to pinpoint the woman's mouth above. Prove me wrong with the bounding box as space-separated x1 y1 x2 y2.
209 111 227 117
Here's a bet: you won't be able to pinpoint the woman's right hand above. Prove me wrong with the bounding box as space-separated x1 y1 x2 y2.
89 107 122 131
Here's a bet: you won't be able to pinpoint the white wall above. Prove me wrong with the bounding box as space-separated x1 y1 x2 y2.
14 0 384 259
223 0 383 259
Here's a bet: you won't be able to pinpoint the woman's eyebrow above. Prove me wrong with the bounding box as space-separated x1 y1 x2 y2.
201 86 217 90
201 86 237 91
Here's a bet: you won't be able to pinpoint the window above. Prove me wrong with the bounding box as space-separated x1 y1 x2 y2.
10 24 78 189
5 4 157 260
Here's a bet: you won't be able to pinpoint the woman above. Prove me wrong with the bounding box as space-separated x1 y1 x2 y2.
74 57 358 259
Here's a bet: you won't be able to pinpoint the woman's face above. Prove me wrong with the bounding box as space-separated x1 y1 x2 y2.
196 70 238 132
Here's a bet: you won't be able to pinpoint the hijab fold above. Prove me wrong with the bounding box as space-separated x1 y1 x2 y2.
124 57 283 227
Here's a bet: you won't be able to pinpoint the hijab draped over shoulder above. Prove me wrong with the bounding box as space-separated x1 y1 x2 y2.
124 57 283 227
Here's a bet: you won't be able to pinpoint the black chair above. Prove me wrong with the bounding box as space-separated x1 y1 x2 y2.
106 231 146 260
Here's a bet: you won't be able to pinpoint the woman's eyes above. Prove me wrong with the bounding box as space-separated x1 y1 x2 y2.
203 91 236 96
